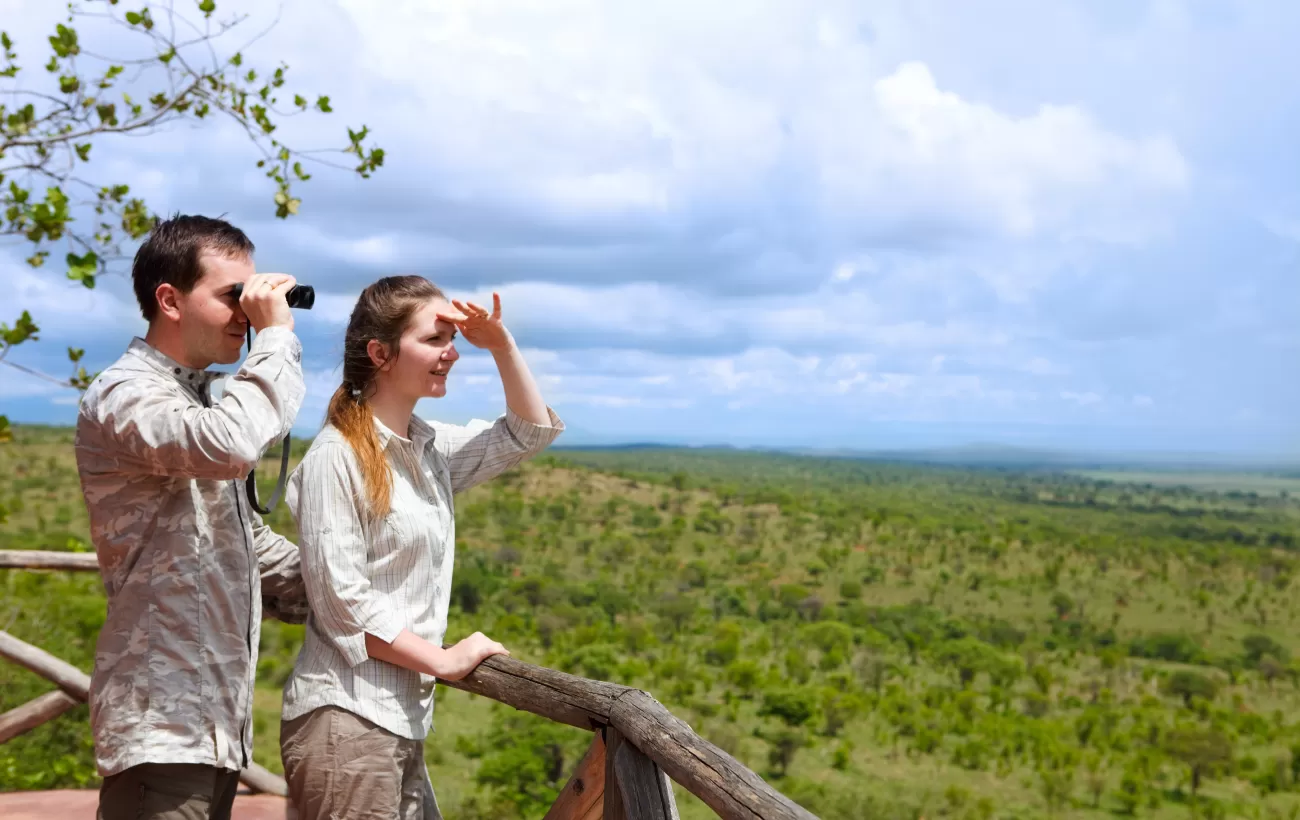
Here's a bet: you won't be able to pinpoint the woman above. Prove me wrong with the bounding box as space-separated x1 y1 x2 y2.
280 275 563 819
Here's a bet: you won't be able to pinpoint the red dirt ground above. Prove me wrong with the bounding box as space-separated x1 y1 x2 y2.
0 789 293 819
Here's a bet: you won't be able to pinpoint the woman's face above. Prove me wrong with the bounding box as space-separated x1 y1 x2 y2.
373 297 461 401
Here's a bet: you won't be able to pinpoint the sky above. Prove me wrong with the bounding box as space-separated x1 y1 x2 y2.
2 0 1297 458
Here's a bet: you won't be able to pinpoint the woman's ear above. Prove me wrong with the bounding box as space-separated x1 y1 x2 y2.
366 338 392 371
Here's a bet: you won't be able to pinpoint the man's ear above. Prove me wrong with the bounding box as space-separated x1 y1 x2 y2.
366 339 392 371
155 283 183 322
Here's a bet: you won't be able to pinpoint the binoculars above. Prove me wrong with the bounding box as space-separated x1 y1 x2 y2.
230 282 316 310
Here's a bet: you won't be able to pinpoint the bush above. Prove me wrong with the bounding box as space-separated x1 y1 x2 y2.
1243 634 1289 665
1128 632 1205 664
759 687 817 727
1162 670 1220 707
800 621 854 655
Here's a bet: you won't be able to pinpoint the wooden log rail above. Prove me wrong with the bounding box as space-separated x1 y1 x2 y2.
0 549 99 571
2 550 818 819
0 630 288 797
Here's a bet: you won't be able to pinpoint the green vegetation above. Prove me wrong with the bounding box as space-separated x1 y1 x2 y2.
1070 471 1300 499
5 427 1300 819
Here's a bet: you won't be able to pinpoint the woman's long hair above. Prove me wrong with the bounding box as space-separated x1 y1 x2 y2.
326 275 446 518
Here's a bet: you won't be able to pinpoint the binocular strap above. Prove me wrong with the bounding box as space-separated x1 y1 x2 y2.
246 433 292 516
241 324 292 515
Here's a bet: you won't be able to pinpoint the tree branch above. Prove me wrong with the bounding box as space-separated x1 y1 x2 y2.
0 359 74 388
2 78 203 151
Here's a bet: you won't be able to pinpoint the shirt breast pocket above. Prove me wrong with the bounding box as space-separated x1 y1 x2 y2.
374 506 434 578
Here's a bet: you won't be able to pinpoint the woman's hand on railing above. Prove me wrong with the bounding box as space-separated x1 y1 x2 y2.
429 632 510 681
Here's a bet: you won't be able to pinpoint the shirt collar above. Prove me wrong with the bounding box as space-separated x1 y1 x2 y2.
125 337 223 388
373 413 437 453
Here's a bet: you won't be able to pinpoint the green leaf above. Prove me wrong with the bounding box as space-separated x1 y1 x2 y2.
65 250 99 285
159 47 175 64
293 94 306 108
273 190 300 218
0 415 10 446
230 52 242 67
70 366 95 390
198 0 216 15
59 75 79 94
1 32 12 51
75 143 91 161
67 347 84 363
315 95 332 113
0 310 40 346
47 24 78 58
125 11 142 24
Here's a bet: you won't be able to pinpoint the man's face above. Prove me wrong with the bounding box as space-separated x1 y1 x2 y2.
175 252 255 368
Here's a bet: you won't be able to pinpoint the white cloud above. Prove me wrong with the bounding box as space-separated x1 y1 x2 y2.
275 0 1188 258
1061 390 1103 405
1025 357 1069 376
860 61 1186 237
6 265 141 336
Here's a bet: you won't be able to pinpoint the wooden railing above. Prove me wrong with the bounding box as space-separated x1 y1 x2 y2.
0 550 817 819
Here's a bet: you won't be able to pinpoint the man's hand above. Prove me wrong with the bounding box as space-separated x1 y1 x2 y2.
431 631 510 681
240 273 298 332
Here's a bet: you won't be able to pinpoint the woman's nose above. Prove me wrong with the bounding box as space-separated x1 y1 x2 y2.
444 344 459 361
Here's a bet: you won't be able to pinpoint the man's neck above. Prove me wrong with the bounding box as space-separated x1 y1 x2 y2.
143 326 207 370
368 388 418 440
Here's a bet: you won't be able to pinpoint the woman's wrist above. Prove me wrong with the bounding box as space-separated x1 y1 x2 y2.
421 644 453 677
487 330 518 357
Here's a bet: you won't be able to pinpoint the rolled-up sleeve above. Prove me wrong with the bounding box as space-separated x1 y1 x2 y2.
79 327 304 480
288 442 405 666
430 407 564 494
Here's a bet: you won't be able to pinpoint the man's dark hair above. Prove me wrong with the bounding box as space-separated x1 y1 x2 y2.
131 214 255 322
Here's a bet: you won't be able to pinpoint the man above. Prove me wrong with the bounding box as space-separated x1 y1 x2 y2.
74 215 309 820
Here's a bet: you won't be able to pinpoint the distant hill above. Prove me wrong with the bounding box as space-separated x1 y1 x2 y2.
14 422 1297 473
554 440 1300 474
